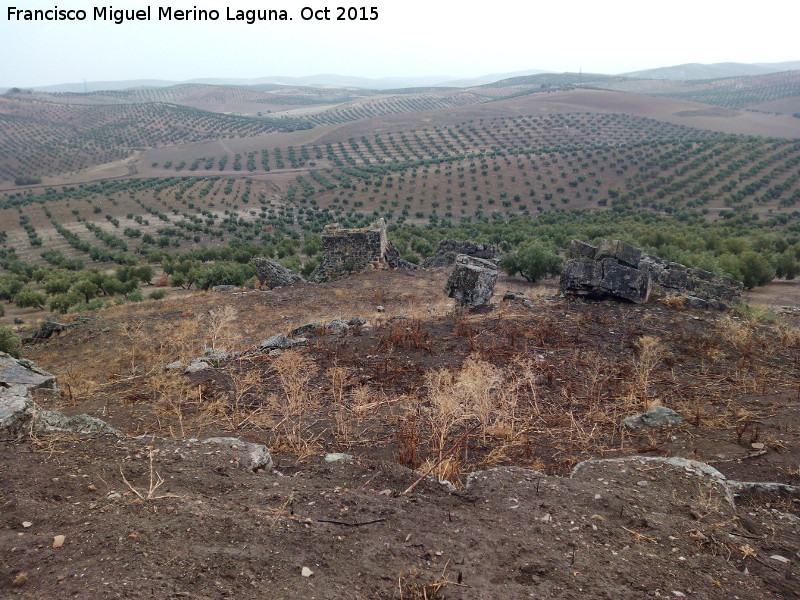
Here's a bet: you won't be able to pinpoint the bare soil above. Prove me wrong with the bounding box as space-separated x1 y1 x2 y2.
2 269 799 598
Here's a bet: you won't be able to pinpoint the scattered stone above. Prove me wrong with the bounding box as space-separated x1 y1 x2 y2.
211 285 236 292
184 359 211 374
259 334 308 350
290 322 324 338
35 410 121 436
422 239 501 268
770 555 791 563
52 535 65 548
253 258 307 289
164 360 184 371
327 318 349 335
301 566 313 577
445 255 498 308
203 437 273 471
22 521 32 528
347 316 366 327
203 348 230 362
623 406 685 431
376 305 385 313
502 291 534 307
324 453 353 463
11 573 27 587
311 219 415 283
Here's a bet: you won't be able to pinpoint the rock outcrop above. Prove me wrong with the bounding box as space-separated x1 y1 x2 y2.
423 239 501 268
310 219 416 283
253 258 307 289
445 255 499 308
561 240 744 308
0 353 119 437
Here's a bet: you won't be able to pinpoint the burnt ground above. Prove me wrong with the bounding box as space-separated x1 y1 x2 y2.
2 269 799 599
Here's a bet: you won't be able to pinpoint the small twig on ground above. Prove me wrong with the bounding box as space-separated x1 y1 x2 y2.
317 518 386 527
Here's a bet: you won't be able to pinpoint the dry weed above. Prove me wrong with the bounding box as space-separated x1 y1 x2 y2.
629 335 664 410
660 294 686 310
204 305 241 353
268 350 319 454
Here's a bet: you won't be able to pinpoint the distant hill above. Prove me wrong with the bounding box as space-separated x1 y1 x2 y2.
484 72 622 88
622 61 800 80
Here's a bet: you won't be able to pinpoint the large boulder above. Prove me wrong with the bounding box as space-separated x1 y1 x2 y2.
253 258 306 289
561 257 651 304
445 255 498 308
561 239 743 307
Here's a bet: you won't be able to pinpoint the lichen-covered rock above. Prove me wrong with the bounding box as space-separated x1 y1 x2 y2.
253 258 307 289
0 352 57 390
623 406 685 431
561 257 651 303
327 318 349 335
290 322 324 338
423 239 501 268
258 334 307 350
595 239 643 268
445 255 498 308
561 239 743 308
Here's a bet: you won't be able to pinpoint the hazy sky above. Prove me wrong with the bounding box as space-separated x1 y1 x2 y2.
2 0 798 86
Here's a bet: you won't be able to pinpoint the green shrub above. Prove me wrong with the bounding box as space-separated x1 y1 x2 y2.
0 325 21 356
148 290 167 300
500 241 562 282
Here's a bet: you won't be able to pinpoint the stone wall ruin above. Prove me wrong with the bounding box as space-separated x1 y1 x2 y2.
561 239 744 308
310 219 416 282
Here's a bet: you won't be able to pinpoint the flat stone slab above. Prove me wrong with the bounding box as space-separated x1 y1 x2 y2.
0 353 57 390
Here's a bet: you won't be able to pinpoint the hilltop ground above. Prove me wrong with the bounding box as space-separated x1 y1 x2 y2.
1 269 799 599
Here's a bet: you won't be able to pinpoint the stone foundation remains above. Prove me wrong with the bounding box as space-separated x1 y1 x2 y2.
561 240 744 308
311 219 416 282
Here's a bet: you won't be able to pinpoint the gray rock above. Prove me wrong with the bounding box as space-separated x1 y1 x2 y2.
1 392 120 438
253 258 307 289
445 255 498 308
203 437 273 471
324 452 354 463
376 305 385 313
203 348 230 361
0 390 32 435
290 322 324 338
0 352 57 390
347 317 366 327
684 295 708 310
623 406 685 431
184 359 211 374
259 334 307 350
327 318 349 335
36 409 121 436
562 239 743 308
164 360 184 371
595 239 643 268
211 285 236 292
561 257 651 304
567 239 598 259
